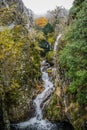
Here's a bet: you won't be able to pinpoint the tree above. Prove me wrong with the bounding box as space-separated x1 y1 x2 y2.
58 0 87 104
35 17 48 28
43 23 54 35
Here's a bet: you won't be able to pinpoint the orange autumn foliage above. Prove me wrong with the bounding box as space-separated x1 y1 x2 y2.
35 17 48 28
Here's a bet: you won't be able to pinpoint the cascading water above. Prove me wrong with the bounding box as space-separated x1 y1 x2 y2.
54 34 62 51
12 60 57 130
11 34 74 130
34 62 54 121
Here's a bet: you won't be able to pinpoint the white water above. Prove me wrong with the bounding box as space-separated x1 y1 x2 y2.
14 60 56 130
34 61 54 121
12 34 62 130
54 34 62 51
11 34 74 130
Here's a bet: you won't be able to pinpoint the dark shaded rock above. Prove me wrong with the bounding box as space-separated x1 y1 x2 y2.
55 121 74 130
28 100 35 118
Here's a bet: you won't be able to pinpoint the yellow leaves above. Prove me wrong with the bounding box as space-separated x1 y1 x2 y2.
6 82 20 92
36 31 45 40
5 81 20 104
35 17 48 28
0 4 17 26
47 33 55 43
0 30 14 60
48 37 54 44
0 28 25 62
10 82 20 90
35 45 43 52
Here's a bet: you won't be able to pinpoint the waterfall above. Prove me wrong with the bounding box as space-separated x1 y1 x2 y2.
11 34 62 130
54 34 62 51
11 34 74 130
34 61 54 121
13 60 56 130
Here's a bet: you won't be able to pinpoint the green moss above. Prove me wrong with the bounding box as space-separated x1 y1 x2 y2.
46 51 55 65
45 94 62 121
0 25 41 119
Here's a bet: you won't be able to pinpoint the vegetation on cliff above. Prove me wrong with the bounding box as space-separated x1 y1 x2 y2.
0 1 41 129
45 0 87 129
0 0 87 130
58 0 87 105
34 17 56 57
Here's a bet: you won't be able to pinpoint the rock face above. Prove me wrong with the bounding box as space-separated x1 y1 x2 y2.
46 6 68 35
45 37 87 129
45 39 87 130
8 89 36 123
0 91 10 130
44 1 87 129
0 1 40 130
0 0 33 28
55 51 87 129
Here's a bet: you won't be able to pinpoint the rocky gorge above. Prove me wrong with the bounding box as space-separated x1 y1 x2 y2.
0 0 87 130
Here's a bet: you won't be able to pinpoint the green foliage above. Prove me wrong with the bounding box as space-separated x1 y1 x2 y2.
34 22 55 55
47 33 55 43
58 0 87 104
70 0 85 19
77 89 87 104
5 82 21 105
0 25 41 106
0 4 28 26
74 0 84 5
35 31 46 42
0 5 15 25
46 51 55 65
45 95 61 121
43 23 54 35
46 32 56 49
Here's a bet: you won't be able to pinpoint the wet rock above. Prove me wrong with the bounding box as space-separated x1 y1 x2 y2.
54 121 74 130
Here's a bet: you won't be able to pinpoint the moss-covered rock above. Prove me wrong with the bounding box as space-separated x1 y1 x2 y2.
46 51 55 65
0 0 41 127
44 94 62 121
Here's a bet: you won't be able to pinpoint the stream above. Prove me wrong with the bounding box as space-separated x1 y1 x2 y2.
11 34 74 130
11 60 57 130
